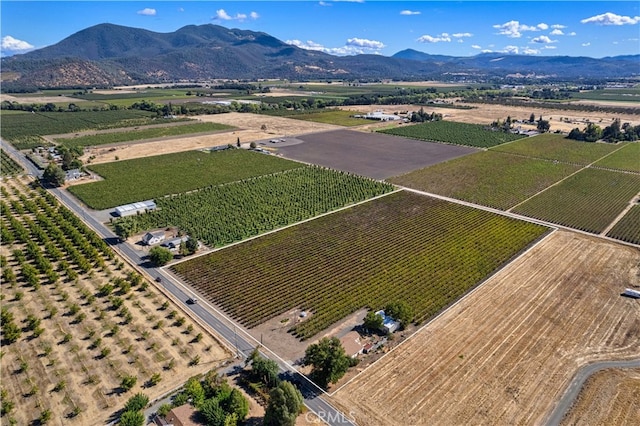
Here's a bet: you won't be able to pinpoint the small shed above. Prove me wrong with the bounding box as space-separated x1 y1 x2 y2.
623 288 640 299
142 231 165 246
376 310 400 334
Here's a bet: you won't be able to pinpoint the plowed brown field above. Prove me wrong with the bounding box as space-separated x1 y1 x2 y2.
332 230 640 426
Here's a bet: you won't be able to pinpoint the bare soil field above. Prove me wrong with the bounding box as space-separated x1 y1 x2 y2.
2 93 80 104
338 102 640 134
560 367 640 426
332 230 640 426
82 113 342 164
275 129 479 180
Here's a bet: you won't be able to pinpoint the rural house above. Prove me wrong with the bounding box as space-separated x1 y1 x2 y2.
142 231 165 246
340 331 364 358
376 310 400 334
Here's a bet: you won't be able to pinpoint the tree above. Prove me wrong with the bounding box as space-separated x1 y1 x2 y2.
236 137 241 147
222 389 249 422
119 410 145 426
384 300 414 329
537 119 550 133
199 398 226 426
363 310 383 331
529 113 536 123
263 381 304 426
184 376 206 408
148 246 172 266
42 163 65 187
120 375 137 392
303 337 354 389
123 393 149 412
248 348 280 388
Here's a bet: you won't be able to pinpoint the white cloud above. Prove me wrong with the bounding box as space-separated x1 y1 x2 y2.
214 9 258 21
531 35 555 44
493 20 541 38
417 33 451 43
400 10 420 16
544 45 557 50
522 47 540 55
503 45 519 54
1 35 34 51
581 12 640 25
137 8 156 16
346 37 385 49
452 33 472 38
551 24 566 29
582 42 591 47
471 44 482 49
319 1 332 6
568 32 577 36
537 23 549 30
550 29 564 36
286 38 384 56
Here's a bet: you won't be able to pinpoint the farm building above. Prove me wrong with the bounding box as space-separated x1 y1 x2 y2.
142 231 165 246
353 111 403 122
113 200 156 217
623 288 640 298
340 331 364 358
156 403 198 426
65 169 83 181
376 310 401 334
161 236 190 251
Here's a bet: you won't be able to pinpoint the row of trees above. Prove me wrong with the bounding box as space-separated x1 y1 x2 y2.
567 118 640 142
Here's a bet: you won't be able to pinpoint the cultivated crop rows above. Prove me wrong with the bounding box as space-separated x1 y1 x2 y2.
0 110 159 148
70 149 303 209
0 149 24 177
594 142 640 173
389 151 580 210
513 168 640 234
379 120 526 148
606 205 640 244
171 191 549 340
0 177 229 425
117 166 395 248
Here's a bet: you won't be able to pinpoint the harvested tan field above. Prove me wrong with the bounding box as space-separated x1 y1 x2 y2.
560 368 640 426
333 230 640 426
83 113 342 164
1 94 79 104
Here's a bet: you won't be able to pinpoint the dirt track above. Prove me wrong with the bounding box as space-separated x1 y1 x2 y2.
332 230 640 426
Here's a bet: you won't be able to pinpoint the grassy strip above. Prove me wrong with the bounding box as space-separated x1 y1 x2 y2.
68 149 302 209
55 122 235 148
388 151 580 210
379 120 526 148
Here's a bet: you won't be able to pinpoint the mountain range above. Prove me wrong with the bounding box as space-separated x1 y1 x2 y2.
2 23 639 90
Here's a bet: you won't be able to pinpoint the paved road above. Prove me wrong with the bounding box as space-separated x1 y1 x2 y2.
1 139 354 425
545 358 640 426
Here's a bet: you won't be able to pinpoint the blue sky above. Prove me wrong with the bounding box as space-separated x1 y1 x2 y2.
1 1 639 58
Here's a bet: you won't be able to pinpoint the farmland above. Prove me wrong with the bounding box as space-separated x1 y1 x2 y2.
490 133 623 165
54 121 234 149
114 166 395 248
261 109 367 126
378 120 526 148
0 110 159 148
607 205 640 245
0 150 24 177
594 142 640 173
0 177 231 426
333 230 640 425
171 191 549 340
512 168 640 234
389 150 580 210
68 149 303 209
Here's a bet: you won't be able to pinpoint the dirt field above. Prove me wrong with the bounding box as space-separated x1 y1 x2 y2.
276 129 478 180
82 112 343 164
560 367 640 425
332 230 640 426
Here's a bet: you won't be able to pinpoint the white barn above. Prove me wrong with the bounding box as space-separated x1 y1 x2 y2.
114 200 156 217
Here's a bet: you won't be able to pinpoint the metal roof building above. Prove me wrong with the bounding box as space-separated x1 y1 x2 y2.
114 200 156 217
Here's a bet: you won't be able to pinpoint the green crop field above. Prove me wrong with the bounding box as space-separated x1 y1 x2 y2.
0 110 159 147
171 191 549 340
593 142 640 172
607 205 640 245
68 149 303 209
570 87 640 102
54 122 234 148
0 150 24 177
379 120 527 148
388 151 580 210
513 168 640 234
114 166 395 248
491 133 623 165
